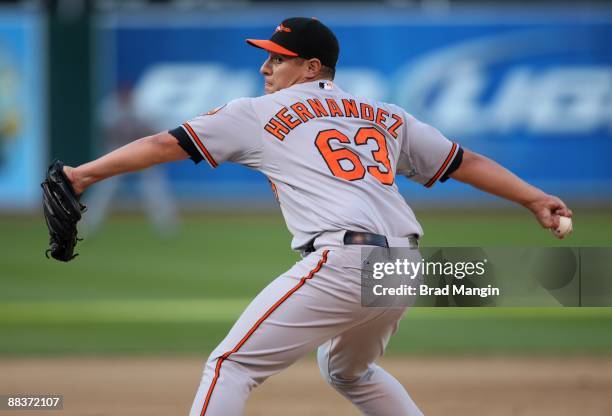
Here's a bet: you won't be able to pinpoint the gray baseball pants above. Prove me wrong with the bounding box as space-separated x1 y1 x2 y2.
189 244 423 416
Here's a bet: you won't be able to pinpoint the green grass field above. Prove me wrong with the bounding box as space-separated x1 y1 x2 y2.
1 210 611 356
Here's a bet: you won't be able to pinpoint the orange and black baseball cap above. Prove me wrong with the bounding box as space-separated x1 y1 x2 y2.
246 17 340 69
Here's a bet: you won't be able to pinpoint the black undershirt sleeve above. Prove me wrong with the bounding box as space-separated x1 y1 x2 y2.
439 146 464 183
168 126 203 164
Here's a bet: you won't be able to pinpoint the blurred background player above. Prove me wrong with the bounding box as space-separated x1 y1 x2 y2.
82 84 179 237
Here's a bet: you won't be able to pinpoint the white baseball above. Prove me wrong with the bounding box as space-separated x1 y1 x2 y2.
552 216 573 238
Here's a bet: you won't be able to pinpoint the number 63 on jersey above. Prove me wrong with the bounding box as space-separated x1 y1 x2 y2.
315 127 394 186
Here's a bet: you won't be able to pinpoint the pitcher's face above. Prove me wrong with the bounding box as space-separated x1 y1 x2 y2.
259 53 308 94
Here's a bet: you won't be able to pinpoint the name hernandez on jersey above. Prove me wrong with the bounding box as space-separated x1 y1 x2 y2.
264 97 404 141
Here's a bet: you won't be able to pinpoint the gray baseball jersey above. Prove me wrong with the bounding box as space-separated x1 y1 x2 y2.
171 80 461 251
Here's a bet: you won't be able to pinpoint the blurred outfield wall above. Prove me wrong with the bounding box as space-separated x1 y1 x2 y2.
0 10 45 210
1 5 611 209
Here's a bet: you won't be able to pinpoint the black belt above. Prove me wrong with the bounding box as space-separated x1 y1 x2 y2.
303 231 392 253
344 231 389 248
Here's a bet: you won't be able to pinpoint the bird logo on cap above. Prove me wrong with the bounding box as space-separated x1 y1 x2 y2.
275 24 292 33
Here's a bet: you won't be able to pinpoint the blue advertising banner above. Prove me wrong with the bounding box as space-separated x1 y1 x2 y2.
97 8 612 204
0 12 45 209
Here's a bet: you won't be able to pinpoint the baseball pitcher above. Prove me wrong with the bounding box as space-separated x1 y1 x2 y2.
44 17 572 415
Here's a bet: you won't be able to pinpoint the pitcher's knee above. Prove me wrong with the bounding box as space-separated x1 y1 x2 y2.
317 346 371 388
203 353 263 392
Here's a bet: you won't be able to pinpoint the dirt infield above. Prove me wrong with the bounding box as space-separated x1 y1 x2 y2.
1 356 611 415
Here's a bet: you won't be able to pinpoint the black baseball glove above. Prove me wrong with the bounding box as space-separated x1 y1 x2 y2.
41 160 86 261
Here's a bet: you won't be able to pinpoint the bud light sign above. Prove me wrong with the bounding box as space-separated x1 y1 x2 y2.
100 9 612 202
